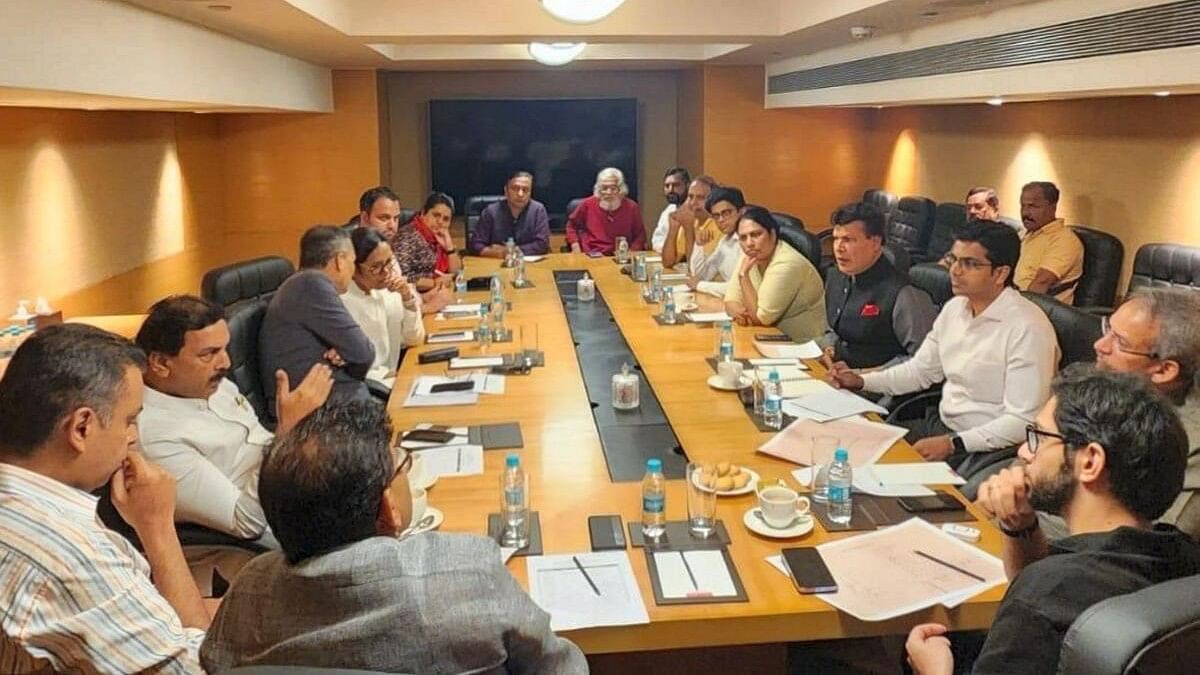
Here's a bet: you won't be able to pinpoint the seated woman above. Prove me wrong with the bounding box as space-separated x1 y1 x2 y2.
411 192 463 278
724 206 826 342
342 228 426 390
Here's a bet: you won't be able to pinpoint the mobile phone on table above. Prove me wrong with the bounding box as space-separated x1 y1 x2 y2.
402 429 457 444
429 380 475 394
898 492 965 513
755 334 793 343
588 515 627 551
586 251 605 258
781 547 838 594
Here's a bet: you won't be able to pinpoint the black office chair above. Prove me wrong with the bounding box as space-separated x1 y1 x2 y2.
861 188 899 222
772 212 821 270
1070 226 1124 311
1058 574 1200 675
464 195 505 245
882 242 911 276
1021 292 1102 367
919 202 966 264
560 196 588 252
225 298 273 425
201 256 295 308
1127 243 1200 293
909 262 953 308
888 196 937 258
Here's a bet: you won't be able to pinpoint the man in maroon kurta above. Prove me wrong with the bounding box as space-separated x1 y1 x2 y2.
565 167 646 255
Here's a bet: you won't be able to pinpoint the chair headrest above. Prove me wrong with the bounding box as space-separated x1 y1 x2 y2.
200 256 295 308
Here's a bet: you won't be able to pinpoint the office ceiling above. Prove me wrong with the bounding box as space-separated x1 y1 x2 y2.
121 0 1039 70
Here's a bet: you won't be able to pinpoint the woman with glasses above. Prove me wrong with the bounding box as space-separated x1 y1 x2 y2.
341 227 426 390
724 205 826 342
410 192 463 277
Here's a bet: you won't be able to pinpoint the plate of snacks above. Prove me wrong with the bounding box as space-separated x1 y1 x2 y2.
692 461 760 497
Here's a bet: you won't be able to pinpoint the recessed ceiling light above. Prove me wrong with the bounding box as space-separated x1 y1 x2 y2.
1154 90 1171 97
540 0 624 24
986 97 1004 106
527 42 587 66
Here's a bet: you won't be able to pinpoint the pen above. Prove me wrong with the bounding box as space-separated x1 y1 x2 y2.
573 556 601 596
913 550 987 583
678 551 698 590
456 447 462 473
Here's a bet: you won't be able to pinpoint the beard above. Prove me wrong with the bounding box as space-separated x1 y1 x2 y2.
666 192 684 206
1027 460 1077 516
599 196 623 212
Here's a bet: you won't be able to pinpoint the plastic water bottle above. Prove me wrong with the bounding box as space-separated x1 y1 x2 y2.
650 267 663 302
827 448 853 525
477 306 491 347
490 296 506 340
513 248 526 285
662 291 676 323
641 458 666 539
763 368 783 430
454 269 467 300
505 237 517 267
717 320 735 362
489 272 503 303
500 454 530 548
616 236 630 263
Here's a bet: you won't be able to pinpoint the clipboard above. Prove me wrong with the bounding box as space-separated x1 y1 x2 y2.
644 547 749 606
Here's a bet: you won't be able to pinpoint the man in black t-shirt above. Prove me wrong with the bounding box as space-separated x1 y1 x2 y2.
905 366 1200 675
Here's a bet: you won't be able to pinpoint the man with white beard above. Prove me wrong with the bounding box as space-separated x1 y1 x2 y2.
565 167 646 255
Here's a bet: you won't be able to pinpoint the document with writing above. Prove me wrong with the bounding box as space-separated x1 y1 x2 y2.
653 550 738 599
686 312 732 323
813 518 1006 621
781 388 888 422
527 552 650 632
759 416 905 467
754 339 823 360
415 444 484 478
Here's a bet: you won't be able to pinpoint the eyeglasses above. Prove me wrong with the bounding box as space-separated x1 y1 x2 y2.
942 253 994 272
392 448 413 481
598 185 621 194
1100 315 1159 359
1025 424 1068 455
365 258 395 276
712 207 738 221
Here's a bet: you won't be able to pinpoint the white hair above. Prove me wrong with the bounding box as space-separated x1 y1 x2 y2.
593 167 629 198
1128 287 1200 396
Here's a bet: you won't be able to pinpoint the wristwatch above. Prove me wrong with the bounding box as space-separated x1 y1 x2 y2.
1000 520 1041 539
949 433 966 454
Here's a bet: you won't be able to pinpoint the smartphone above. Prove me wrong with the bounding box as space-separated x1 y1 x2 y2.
402 429 456 444
755 333 793 343
588 514 627 551
429 380 475 394
781 547 838 594
898 492 965 513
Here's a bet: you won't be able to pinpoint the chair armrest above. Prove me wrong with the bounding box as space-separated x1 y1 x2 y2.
1079 305 1115 317
885 389 943 424
365 379 391 401
176 524 271 554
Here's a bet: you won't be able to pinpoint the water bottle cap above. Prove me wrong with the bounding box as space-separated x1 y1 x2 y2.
506 454 520 468
834 448 848 462
768 368 780 381
647 458 662 472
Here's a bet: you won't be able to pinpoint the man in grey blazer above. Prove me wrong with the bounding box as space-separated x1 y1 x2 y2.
201 400 587 674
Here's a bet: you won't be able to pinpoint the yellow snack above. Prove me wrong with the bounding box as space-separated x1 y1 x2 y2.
714 475 735 491
700 470 716 488
716 461 732 476
728 464 741 477
731 472 750 489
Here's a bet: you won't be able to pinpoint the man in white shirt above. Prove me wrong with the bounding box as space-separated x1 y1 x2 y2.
136 295 333 549
687 185 746 297
830 221 1059 498
660 175 717 271
650 166 690 252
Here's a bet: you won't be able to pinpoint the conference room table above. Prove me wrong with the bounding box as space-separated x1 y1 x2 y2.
386 253 1007 655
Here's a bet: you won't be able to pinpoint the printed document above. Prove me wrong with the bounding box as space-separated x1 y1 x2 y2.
528 552 650 631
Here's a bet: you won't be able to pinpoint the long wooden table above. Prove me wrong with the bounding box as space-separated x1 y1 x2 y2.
386 254 1006 654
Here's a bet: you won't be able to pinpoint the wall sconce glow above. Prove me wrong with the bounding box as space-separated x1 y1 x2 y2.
528 42 587 66
1154 90 1171 97
986 97 1004 106
540 0 625 24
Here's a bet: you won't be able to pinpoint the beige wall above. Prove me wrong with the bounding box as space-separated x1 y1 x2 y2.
862 94 1200 289
382 69 680 219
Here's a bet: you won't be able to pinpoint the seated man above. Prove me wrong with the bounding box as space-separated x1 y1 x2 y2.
565 167 646 255
821 201 937 369
469 170 551 257
650 166 690 252
201 401 588 674
0 324 210 672
259 225 374 418
906 366 1200 675
358 185 453 314
660 174 717 271
684 184 744 297
830 221 1059 498
137 295 332 545
1036 287 1200 539
1014 181 1083 303
965 186 1023 233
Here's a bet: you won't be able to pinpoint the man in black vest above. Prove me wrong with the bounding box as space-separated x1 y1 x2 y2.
820 202 936 369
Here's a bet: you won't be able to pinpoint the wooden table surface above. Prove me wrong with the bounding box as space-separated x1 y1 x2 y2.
390 253 1006 654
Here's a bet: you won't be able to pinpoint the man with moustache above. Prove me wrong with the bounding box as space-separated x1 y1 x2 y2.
965 186 1023 233
138 295 333 545
565 167 646 255
469 170 551 257
660 174 717 272
906 367 1200 675
650 166 690 252
1013 181 1084 303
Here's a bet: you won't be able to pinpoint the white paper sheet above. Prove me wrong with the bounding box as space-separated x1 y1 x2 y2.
653 550 738 599
527 552 650 632
401 379 479 408
427 330 474 344
413 374 503 396
749 365 811 381
748 358 808 368
814 518 1006 621
523 255 546 263
760 416 906 467
415 423 469 435
755 340 823 359
414 444 484 477
442 303 482 314
686 312 732 323
449 356 505 369
782 388 888 422
858 463 966 487
764 553 975 609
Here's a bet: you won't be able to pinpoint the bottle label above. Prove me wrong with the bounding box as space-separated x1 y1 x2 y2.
505 487 524 507
764 396 781 414
827 486 849 503
642 495 665 514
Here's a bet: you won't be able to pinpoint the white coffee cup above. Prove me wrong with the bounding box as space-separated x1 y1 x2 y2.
756 484 811 529
408 452 426 488
717 360 744 387
673 288 695 307
409 486 427 529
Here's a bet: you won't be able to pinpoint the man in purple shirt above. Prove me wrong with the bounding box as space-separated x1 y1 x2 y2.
468 170 551 257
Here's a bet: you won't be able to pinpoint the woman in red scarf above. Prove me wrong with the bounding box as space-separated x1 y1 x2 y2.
410 192 463 276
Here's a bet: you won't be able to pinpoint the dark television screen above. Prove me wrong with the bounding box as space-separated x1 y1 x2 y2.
429 98 638 216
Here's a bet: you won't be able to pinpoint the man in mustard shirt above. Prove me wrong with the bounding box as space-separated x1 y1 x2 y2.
1014 181 1083 304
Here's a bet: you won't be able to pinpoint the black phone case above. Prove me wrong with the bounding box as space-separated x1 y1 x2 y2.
418 346 459 364
898 493 965 513
588 515 626 551
430 380 474 393
781 547 838 594
755 334 793 342
403 429 456 443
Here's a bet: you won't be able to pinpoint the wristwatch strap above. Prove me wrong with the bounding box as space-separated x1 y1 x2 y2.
999 521 1040 539
950 432 966 454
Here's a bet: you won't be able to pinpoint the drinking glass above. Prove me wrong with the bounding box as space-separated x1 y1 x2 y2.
810 435 838 502
687 462 718 538
520 324 539 368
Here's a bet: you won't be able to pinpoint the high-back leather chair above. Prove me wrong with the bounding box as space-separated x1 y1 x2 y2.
921 202 966 264
224 298 272 425
1127 243 1200 293
560 197 589 252
888 196 937 258
1058 574 1200 675
861 188 899 221
1070 226 1124 310
1021 292 1102 367
772 212 821 270
882 242 912 276
909 262 953 308
201 256 295 308
464 194 505 241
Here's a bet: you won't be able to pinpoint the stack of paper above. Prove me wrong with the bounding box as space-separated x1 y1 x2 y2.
781 388 888 422
527 552 650 631
415 444 484 477
686 311 732 323
851 463 965 497
759 416 905 467
754 339 823 360
402 377 479 408
653 550 738 599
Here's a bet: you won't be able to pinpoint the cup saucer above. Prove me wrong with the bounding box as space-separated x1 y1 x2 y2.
743 507 814 539
400 506 444 538
707 374 752 391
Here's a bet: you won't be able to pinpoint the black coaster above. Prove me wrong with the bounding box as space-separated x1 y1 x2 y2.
627 519 732 549
487 511 543 557
644 546 750 606
469 422 524 450
811 493 976 532
510 280 536 289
